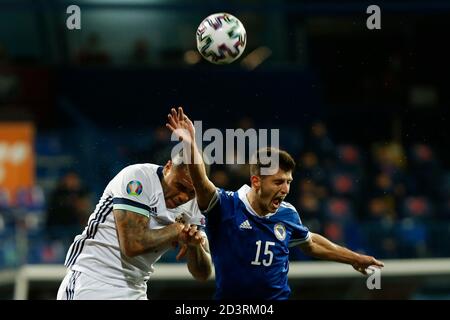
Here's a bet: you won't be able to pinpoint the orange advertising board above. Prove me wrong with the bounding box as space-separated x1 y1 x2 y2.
0 122 35 198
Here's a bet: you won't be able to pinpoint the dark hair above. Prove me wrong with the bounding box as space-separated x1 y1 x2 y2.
249 147 296 176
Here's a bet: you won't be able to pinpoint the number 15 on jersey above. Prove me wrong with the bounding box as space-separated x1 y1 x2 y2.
251 241 275 266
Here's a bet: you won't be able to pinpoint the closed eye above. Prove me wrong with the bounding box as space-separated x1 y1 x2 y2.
177 183 188 193
177 183 194 197
274 179 293 186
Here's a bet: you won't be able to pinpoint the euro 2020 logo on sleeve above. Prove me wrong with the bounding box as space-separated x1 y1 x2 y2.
127 180 143 196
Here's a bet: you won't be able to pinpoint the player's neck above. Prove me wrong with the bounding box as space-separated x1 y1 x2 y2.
246 190 270 217
160 175 169 196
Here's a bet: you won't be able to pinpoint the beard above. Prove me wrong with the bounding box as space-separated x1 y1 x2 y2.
257 187 283 213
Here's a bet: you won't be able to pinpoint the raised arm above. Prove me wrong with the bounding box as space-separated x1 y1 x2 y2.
299 232 384 275
166 107 217 211
114 209 183 257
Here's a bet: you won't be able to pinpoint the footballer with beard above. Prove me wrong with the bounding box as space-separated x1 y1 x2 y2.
167 107 384 300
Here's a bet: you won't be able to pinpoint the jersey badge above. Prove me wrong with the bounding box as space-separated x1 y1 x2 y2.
274 223 286 241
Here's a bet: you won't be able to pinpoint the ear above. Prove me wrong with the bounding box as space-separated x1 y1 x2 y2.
250 175 261 189
163 160 172 175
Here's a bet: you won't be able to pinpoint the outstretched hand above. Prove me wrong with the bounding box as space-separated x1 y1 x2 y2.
352 254 384 275
166 107 195 145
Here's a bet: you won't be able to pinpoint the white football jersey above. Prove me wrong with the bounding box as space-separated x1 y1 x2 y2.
64 163 205 288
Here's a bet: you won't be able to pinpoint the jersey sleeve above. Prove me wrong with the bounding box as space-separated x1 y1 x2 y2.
288 208 311 247
201 188 236 228
111 166 158 218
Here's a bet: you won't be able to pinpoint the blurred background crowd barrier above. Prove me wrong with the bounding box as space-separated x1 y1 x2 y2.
0 0 449 299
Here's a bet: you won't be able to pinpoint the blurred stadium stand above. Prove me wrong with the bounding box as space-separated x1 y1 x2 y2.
0 0 449 299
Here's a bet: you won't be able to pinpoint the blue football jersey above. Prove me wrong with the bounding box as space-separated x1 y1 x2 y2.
204 185 311 300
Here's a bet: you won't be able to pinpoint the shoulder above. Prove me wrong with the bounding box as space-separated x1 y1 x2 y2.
120 163 157 176
213 188 236 202
280 201 298 213
203 188 235 215
117 163 159 184
218 188 235 197
279 201 302 220
111 164 161 214
109 163 162 199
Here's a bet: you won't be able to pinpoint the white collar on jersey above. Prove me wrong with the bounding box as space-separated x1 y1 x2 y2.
237 185 278 219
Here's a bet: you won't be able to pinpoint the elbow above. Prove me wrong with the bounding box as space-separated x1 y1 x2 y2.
193 269 212 282
299 240 316 256
189 261 213 282
197 275 210 282
203 267 213 281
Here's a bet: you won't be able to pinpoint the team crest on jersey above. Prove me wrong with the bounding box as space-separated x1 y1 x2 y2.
274 223 286 241
175 213 187 224
126 180 143 196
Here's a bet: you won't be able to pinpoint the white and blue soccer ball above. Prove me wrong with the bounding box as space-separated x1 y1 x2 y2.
196 13 247 64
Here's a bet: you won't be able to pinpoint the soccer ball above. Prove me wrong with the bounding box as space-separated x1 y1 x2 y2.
196 13 247 64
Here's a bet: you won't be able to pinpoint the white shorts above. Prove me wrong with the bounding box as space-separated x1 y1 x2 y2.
57 269 148 300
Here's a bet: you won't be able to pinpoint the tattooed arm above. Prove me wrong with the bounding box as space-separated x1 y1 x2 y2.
114 209 183 257
177 224 212 281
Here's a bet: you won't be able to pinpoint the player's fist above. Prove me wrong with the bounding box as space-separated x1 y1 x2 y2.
176 224 206 260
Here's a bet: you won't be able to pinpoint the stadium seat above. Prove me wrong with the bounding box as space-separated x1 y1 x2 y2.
329 172 359 197
0 188 14 224
336 144 362 170
323 198 354 222
0 188 11 210
14 186 46 231
15 186 45 212
367 197 396 221
323 221 345 244
323 221 363 251
396 218 428 258
401 196 433 220
410 144 435 165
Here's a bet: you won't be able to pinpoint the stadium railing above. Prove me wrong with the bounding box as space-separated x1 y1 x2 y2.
1 258 450 300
